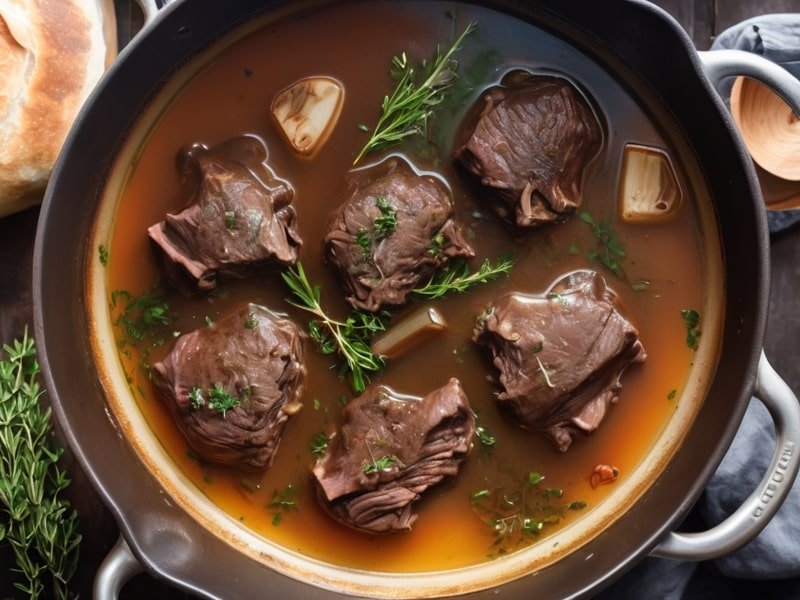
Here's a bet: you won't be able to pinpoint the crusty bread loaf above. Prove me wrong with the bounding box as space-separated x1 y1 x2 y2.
0 0 116 217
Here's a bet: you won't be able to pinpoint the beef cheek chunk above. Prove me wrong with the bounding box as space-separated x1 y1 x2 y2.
313 378 475 533
148 135 302 295
324 157 474 312
151 303 305 470
454 71 602 227
473 271 645 452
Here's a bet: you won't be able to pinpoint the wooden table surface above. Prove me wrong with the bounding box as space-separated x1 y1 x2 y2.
2 0 800 597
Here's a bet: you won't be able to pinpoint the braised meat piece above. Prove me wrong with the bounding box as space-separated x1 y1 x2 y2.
148 135 302 295
324 157 474 312
151 303 305 470
455 71 602 227
473 271 645 452
313 378 475 533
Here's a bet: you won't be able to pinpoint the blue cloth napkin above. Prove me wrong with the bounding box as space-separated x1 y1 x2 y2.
598 14 800 599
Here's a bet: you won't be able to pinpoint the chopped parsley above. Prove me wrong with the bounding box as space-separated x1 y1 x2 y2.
373 197 397 238
428 232 446 257
98 244 109 266
188 383 247 415
268 484 298 526
244 312 258 329
110 287 173 370
355 227 372 261
667 389 677 400
363 454 402 474
681 309 702 350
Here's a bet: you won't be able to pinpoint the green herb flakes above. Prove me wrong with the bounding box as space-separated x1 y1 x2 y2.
363 454 402 474
373 196 397 238
681 309 701 350
667 389 677 400
224 211 236 229
310 432 330 458
579 212 627 279
268 484 298 526
244 312 258 329
470 470 585 555
98 244 109 266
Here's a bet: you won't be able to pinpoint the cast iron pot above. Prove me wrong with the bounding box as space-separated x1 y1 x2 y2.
32 0 800 598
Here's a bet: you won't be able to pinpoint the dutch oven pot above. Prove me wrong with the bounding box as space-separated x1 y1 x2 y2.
32 0 800 598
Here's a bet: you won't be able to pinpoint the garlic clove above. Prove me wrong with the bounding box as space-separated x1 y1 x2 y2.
271 76 344 157
619 144 682 222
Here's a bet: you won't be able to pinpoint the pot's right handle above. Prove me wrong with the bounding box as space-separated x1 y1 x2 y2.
651 353 800 560
697 49 800 116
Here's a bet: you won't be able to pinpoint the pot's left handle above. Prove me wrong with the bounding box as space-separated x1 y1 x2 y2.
94 535 144 600
651 353 800 560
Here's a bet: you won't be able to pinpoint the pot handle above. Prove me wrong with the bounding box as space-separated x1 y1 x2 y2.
697 49 800 116
132 0 175 28
651 352 800 560
94 535 144 600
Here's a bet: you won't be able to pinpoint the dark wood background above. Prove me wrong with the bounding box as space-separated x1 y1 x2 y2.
2 0 800 597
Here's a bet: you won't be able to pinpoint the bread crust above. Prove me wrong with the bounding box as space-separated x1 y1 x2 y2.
0 0 116 216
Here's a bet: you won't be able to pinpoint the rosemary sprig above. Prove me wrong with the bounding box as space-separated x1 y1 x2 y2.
0 330 81 600
282 263 386 393
413 255 514 300
353 22 476 164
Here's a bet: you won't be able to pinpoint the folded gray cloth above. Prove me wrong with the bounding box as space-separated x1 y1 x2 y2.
711 14 800 233
599 14 800 600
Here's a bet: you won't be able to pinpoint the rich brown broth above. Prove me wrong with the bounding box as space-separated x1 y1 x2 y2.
105 2 709 571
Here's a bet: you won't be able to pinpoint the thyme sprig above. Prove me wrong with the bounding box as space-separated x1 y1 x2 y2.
282 263 387 392
0 331 81 599
413 255 514 300
353 22 476 164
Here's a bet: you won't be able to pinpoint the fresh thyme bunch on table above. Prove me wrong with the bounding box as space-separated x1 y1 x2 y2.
0 330 81 600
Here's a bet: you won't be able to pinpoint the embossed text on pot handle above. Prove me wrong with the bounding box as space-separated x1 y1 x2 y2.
651 353 800 560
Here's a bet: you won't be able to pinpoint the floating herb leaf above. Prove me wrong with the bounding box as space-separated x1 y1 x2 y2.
475 425 497 449
268 484 298 526
681 309 701 350
579 212 627 279
310 432 330 458
98 244 109 266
